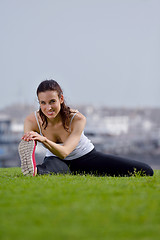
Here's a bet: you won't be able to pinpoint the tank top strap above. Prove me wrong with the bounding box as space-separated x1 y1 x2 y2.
69 111 79 132
34 111 43 135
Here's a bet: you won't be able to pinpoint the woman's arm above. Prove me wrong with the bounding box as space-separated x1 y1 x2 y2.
23 112 40 133
22 112 45 143
43 113 86 159
22 113 86 159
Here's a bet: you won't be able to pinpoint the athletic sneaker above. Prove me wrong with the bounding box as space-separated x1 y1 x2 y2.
18 139 37 176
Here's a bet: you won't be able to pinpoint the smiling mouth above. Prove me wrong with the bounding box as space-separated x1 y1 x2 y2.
47 111 54 115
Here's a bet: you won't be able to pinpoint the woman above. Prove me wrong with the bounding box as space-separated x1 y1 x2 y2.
18 80 154 177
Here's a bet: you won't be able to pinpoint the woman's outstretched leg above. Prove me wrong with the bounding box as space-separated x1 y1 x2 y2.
37 156 71 175
68 149 154 176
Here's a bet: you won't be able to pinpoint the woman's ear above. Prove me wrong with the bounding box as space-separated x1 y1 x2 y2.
60 94 64 104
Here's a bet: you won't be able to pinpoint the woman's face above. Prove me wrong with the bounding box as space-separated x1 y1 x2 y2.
38 90 64 119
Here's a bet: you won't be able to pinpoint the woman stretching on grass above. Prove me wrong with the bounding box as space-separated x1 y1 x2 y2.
18 80 154 177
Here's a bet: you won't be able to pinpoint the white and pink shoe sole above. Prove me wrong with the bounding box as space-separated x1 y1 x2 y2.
18 140 36 176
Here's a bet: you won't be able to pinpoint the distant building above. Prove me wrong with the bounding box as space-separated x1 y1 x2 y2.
0 114 11 143
0 114 23 167
86 115 129 136
103 116 129 135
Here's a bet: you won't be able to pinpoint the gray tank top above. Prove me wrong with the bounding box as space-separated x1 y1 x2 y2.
34 111 94 160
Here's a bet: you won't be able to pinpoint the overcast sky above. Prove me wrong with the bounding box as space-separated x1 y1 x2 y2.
0 0 160 109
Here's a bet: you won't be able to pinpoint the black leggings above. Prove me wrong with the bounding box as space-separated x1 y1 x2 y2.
37 149 154 177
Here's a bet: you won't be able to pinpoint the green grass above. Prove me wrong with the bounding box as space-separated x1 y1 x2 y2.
0 168 160 240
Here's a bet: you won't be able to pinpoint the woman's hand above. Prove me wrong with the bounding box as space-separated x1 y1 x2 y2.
22 131 46 143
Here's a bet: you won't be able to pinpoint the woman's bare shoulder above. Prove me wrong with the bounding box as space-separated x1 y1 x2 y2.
70 109 85 117
25 112 36 122
24 112 39 132
70 109 86 123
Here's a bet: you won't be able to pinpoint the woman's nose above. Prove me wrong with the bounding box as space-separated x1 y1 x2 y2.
46 104 52 111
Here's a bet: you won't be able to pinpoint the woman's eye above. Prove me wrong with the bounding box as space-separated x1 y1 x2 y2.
40 101 45 105
50 100 56 103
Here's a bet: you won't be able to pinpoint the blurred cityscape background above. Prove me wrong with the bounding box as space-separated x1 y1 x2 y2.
0 103 160 169
1 1 160 170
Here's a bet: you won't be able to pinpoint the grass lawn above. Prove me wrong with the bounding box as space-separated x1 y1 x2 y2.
0 168 160 240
